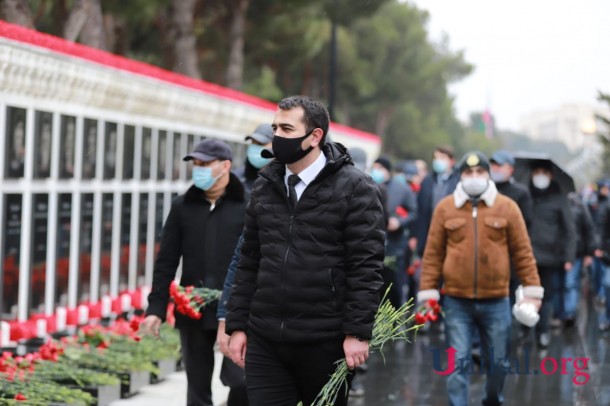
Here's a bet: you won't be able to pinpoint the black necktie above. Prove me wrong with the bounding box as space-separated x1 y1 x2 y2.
288 174 301 210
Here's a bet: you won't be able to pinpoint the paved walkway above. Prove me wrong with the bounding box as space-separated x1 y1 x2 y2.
110 352 229 406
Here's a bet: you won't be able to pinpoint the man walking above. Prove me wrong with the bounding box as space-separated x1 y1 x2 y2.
142 139 246 406
226 95 385 406
419 151 543 406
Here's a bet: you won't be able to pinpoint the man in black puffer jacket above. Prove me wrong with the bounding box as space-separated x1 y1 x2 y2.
226 95 385 406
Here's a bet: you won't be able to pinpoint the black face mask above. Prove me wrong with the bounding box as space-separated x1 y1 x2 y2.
271 130 315 164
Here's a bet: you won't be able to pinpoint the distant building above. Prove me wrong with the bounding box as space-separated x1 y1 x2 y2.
519 103 603 152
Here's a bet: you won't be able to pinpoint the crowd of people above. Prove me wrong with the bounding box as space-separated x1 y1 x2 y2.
139 94 610 406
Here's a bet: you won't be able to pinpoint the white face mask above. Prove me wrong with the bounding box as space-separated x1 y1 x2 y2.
462 177 489 197
490 170 509 183
532 174 551 189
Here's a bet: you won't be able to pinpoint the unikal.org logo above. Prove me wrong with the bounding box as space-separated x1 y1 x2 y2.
430 346 590 385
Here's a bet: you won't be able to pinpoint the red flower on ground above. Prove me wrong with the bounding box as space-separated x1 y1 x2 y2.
14 393 27 401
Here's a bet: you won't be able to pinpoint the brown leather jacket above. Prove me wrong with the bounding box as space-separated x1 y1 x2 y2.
420 182 541 300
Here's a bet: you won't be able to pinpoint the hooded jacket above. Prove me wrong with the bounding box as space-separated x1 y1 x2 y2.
529 180 577 267
226 142 385 343
146 173 246 330
418 181 542 302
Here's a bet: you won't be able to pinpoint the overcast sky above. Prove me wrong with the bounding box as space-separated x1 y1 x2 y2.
410 0 609 131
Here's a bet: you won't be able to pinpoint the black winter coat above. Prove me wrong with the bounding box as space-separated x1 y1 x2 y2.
495 179 533 229
415 169 460 256
598 200 610 264
226 143 385 343
146 173 246 330
529 181 577 267
568 193 598 257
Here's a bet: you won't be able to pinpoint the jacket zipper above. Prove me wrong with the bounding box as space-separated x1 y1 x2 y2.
259 167 334 340
472 202 478 298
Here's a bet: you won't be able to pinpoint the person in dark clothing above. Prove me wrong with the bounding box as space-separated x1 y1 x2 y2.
590 180 610 303
401 161 424 304
597 192 610 330
414 146 460 257
371 156 417 310
527 159 577 348
554 192 598 327
226 95 385 406
142 139 246 406
490 151 533 227
215 124 274 406
490 150 534 308
237 124 274 196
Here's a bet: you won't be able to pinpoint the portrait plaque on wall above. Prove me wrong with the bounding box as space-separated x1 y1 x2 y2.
123 125 135 180
79 194 94 302
5 107 27 179
55 194 72 306
34 111 52 179
157 131 167 180
141 128 152 180
59 115 76 179
1 194 22 319
104 123 117 179
99 193 114 297
82 119 98 179
30 194 49 314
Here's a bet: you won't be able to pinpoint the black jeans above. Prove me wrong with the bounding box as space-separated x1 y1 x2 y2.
535 265 561 336
180 329 249 406
244 332 352 406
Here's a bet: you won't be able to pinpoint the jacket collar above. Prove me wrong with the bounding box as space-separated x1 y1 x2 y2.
184 172 245 203
259 142 351 187
453 180 498 208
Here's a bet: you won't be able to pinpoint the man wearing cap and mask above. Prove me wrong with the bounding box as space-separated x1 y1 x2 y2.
226 95 385 406
414 146 461 257
240 124 274 195
142 139 246 406
419 151 542 406
490 150 533 227
215 124 274 406
490 150 534 309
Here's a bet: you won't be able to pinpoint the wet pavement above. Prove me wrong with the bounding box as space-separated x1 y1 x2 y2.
349 291 610 406
115 289 610 406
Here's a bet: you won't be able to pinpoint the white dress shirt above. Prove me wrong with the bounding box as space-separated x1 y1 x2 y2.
284 151 327 201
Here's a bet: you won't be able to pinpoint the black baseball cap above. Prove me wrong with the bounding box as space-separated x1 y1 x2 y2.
490 150 515 166
245 124 274 144
183 139 232 162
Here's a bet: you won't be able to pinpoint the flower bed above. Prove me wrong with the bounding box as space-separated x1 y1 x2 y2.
0 316 181 403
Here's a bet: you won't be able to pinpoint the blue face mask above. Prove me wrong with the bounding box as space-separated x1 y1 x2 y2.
432 159 449 174
370 168 386 184
394 173 407 184
192 165 221 191
247 144 272 169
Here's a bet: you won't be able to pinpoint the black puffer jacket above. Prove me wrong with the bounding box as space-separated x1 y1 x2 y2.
226 143 385 343
568 193 598 257
146 173 246 330
529 181 577 267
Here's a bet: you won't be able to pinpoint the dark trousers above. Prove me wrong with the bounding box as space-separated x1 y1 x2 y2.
180 328 249 406
381 265 404 310
180 328 216 406
244 332 352 406
535 265 561 336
